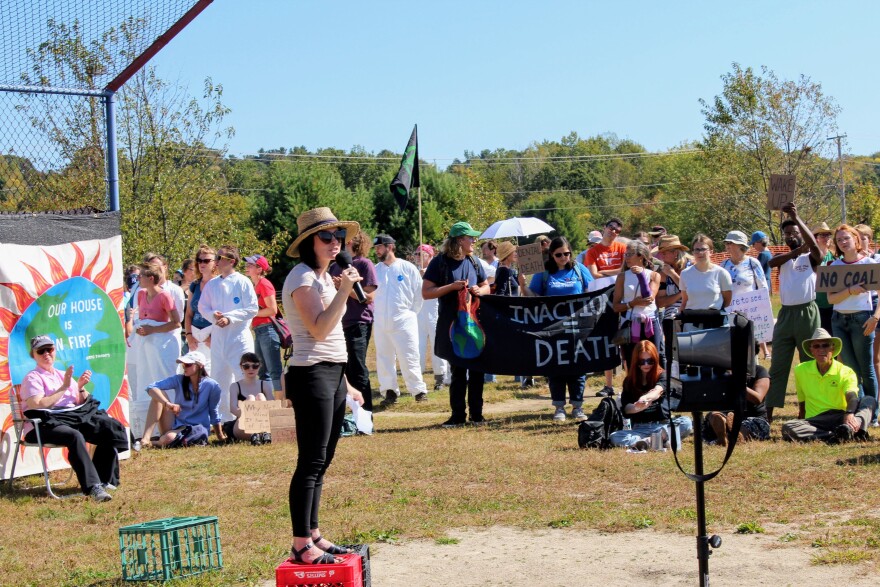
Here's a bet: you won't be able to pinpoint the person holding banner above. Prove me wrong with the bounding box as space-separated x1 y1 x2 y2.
765 203 821 423
612 240 661 371
827 225 880 413
283 207 364 565
527 236 594 422
423 221 490 427
722 230 771 360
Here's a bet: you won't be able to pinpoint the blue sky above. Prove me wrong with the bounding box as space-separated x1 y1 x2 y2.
151 0 879 163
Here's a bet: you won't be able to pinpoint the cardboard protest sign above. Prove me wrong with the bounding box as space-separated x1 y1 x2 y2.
767 174 796 210
727 287 775 343
238 400 286 433
516 243 544 275
816 264 880 293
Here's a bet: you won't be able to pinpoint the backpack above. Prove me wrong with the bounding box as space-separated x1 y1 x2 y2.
577 397 624 449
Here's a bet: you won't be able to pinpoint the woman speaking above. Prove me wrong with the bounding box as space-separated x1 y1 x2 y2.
282 207 365 565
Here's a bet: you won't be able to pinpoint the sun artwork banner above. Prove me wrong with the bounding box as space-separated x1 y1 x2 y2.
435 285 622 376
0 236 129 481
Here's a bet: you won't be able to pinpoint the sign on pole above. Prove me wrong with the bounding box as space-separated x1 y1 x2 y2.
767 174 796 210
816 264 880 293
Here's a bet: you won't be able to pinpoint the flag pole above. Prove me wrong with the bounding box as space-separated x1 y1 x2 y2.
418 185 423 248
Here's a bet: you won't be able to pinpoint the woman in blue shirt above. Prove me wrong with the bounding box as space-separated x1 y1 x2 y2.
526 237 593 422
140 350 224 448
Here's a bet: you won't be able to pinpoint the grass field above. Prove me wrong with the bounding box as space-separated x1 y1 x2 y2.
2 362 880 586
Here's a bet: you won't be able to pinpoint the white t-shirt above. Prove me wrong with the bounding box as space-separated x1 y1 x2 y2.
778 253 816 306
680 264 733 310
721 256 768 296
620 268 657 320
282 263 347 366
830 256 878 312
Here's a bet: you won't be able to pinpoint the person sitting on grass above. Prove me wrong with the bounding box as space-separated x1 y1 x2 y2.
782 328 875 443
702 356 770 445
140 351 224 449
609 340 693 449
223 352 272 445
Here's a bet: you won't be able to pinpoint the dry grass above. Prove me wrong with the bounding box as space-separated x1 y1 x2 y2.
3 356 880 585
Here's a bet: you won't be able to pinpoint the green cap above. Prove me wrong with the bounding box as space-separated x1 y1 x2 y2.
449 221 481 238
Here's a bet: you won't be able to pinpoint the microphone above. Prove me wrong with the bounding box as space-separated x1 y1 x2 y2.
335 251 367 304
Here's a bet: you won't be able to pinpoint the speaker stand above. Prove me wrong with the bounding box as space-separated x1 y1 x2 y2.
691 410 722 587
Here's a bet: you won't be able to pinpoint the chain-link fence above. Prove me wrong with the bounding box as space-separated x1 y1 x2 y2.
0 0 206 212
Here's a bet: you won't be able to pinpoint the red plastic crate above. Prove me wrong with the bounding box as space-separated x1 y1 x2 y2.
276 553 363 587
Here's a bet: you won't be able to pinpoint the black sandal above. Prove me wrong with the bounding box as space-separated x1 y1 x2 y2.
289 542 336 565
313 535 351 555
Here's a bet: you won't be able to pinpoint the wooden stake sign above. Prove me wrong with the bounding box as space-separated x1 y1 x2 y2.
767 174 796 210
516 243 544 275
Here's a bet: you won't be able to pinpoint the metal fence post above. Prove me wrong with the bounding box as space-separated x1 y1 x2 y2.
104 90 119 212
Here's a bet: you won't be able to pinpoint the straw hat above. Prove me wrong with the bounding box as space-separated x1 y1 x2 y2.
802 328 842 359
286 207 360 257
496 241 516 262
811 221 833 236
656 234 689 252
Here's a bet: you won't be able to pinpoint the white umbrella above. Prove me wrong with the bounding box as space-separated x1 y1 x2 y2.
479 217 555 240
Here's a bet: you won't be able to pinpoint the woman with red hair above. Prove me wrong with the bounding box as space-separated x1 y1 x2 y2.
609 340 693 449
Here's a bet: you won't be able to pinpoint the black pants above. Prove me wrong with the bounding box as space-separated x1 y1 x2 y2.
286 362 347 537
343 322 373 412
449 365 484 422
25 422 120 493
819 306 834 335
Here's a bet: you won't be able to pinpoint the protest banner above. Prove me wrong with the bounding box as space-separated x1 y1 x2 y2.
516 243 544 275
816 264 880 293
435 285 621 376
767 174 796 210
727 288 774 343
238 400 287 433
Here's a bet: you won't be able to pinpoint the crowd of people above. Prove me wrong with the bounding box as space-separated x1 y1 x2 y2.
18 202 880 568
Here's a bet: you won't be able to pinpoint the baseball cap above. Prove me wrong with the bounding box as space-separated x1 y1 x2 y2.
750 231 767 245
449 222 481 238
373 234 396 245
648 226 666 236
244 254 270 271
588 230 603 244
177 351 207 366
30 335 55 351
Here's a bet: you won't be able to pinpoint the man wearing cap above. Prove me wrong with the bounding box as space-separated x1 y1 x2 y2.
372 234 429 406
584 217 627 397
423 221 490 426
648 226 667 249
812 221 836 332
766 203 822 422
781 328 875 442
750 231 772 293
575 230 604 266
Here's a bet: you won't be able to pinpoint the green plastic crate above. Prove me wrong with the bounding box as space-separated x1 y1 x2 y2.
119 516 222 582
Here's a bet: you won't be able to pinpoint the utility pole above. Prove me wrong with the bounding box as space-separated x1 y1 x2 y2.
827 134 847 223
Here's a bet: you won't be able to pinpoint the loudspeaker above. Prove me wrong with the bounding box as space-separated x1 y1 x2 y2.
674 327 732 370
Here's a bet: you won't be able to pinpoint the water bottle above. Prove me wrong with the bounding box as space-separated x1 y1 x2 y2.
623 418 632 431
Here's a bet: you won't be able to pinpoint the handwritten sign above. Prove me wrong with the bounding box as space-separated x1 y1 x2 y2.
816 264 880 293
767 174 796 210
238 400 286 433
727 287 775 343
517 243 544 275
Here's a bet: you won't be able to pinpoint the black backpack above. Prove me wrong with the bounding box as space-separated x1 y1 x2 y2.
578 397 624 449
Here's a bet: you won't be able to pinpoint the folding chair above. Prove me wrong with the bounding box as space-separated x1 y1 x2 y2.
7 385 75 498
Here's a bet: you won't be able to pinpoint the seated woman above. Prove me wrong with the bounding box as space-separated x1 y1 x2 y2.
609 341 693 449
223 352 272 445
20 335 127 501
142 351 224 448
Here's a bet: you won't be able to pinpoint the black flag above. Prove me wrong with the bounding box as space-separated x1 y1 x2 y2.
390 124 419 210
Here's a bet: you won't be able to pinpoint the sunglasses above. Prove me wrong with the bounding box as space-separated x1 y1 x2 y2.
196 257 215 264
36 347 55 355
217 254 235 262
810 342 833 349
638 358 656 366
553 251 572 258
241 362 261 370
317 229 347 244
606 224 622 233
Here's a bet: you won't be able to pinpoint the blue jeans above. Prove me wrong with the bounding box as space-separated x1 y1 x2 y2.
609 417 694 448
548 375 586 407
254 323 283 392
832 311 877 402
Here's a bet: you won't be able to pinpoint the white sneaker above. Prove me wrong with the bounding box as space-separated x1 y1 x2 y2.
572 407 588 422
553 407 566 422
